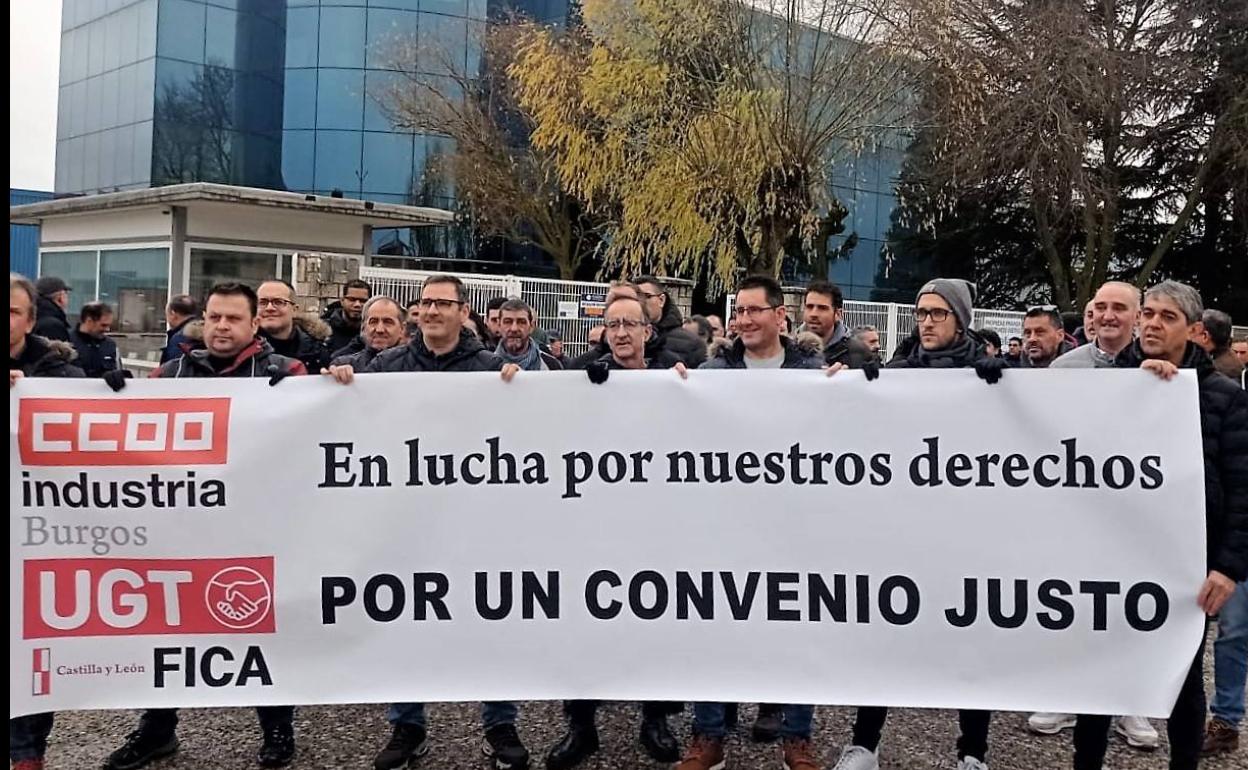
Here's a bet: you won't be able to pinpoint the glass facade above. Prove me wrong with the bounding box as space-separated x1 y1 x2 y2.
825 132 908 301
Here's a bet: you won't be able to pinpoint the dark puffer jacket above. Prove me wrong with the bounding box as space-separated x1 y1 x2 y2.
331 343 394 370
651 299 708 368
1116 341 1248 582
150 338 307 379
261 314 332 375
69 329 119 377
594 347 683 370
322 301 362 355
700 336 824 370
366 329 503 373
33 296 71 342
12 336 85 378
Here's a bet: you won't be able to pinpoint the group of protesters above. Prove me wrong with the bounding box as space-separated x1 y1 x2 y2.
9 267 1247 770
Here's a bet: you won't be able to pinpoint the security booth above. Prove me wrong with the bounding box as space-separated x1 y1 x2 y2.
9 183 453 371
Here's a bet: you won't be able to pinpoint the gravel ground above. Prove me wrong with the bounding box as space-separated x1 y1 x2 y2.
40 638 1245 770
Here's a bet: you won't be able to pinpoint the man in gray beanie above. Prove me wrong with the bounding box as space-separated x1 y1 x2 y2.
919 278 976 333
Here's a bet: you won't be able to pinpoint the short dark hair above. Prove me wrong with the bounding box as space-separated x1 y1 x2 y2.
685 314 713 344
738 275 784 309
1025 306 1063 329
634 275 665 293
486 296 507 312
1060 311 1081 335
343 279 372 297
1202 309 1234 349
1008 336 1022 345
977 328 1002 349
499 298 534 322
804 280 843 309
79 301 113 324
421 274 469 304
260 278 297 298
206 282 259 317
168 293 198 317
406 297 422 311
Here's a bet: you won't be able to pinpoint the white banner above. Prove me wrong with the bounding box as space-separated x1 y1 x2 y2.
9 369 1207 719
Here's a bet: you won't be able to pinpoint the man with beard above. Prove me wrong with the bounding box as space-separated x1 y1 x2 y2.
322 279 371 353
495 299 562 370
1021 305 1074 368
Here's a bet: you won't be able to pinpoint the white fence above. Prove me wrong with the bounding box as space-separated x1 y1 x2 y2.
362 266 1248 360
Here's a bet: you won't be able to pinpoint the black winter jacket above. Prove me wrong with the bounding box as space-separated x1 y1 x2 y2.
1116 341 1248 581
366 329 503 373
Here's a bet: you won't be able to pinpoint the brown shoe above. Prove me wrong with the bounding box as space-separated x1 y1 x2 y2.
1202 718 1240 756
783 738 822 770
677 734 726 770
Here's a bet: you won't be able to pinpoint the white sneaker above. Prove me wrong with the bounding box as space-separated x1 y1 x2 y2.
1027 712 1076 735
1114 715 1159 750
831 745 879 770
957 758 989 770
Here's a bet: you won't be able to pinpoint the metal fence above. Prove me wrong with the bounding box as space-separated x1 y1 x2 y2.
363 266 1248 361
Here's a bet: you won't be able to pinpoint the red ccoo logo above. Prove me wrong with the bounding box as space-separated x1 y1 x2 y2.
24 557 275 639
18 398 231 466
32 648 51 696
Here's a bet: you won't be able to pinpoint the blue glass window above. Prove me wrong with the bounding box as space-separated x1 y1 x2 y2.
417 13 467 75
362 132 414 196
204 5 239 68
318 7 367 68
156 0 206 64
284 69 318 130
282 130 316 191
316 69 365 130
287 7 320 68
314 130 363 194
363 70 404 131
99 248 171 334
366 9 420 70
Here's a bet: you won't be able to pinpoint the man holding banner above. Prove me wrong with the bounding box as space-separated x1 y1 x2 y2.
1071 280 1248 770
326 274 529 770
831 278 1003 770
102 282 305 770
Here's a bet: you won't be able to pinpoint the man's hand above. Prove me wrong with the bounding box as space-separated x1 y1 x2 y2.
1141 360 1179 381
1199 571 1236 616
103 369 131 392
674 362 689 380
973 357 1008 384
322 365 355 385
501 363 521 383
824 362 846 378
10 370 24 389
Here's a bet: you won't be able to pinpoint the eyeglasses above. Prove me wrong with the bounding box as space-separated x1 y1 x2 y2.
733 305 780 318
417 298 465 311
913 308 951 323
257 298 295 309
1027 304 1059 313
605 319 645 330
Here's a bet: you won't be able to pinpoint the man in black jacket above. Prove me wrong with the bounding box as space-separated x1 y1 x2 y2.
324 275 525 770
329 296 407 370
69 301 119 378
635 276 707 367
32 276 72 342
1071 280 1248 770
546 292 682 770
257 279 331 375
830 279 1003 770
800 280 855 365
9 273 82 770
105 283 303 770
321 278 372 353
161 293 199 363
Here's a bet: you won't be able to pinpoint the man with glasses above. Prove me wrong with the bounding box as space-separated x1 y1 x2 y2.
322 278 372 354
546 292 682 770
831 279 1002 770
1021 305 1073 368
635 276 708 367
324 275 525 769
676 275 824 770
257 279 331 375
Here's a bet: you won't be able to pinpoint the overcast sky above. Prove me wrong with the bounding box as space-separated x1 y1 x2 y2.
10 0 62 192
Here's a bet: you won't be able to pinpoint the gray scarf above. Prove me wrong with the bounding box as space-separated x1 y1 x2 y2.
495 339 545 371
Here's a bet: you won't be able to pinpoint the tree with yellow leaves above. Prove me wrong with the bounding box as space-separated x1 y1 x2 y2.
510 0 915 287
